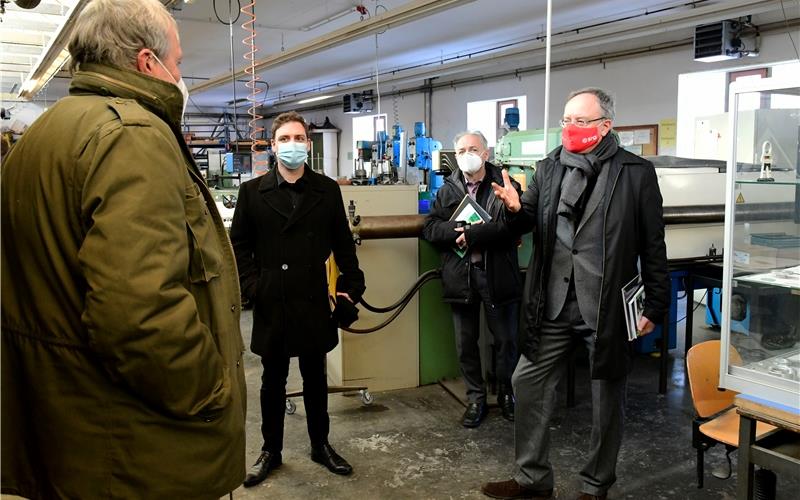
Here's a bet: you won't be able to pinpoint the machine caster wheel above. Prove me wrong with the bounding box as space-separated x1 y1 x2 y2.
285 399 296 415
359 390 373 405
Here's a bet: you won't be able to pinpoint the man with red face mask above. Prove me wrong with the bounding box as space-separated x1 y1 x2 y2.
481 88 669 500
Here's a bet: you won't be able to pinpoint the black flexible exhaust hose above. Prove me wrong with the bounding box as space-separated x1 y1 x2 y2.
341 269 442 334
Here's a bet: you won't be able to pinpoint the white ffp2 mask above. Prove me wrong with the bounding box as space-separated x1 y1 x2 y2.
152 53 188 119
456 152 483 175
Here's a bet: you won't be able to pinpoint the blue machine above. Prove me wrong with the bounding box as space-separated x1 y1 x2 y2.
375 130 388 159
408 121 443 195
390 124 404 169
371 129 395 184
504 107 520 129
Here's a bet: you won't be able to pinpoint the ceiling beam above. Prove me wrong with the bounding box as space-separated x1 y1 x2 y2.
188 0 477 95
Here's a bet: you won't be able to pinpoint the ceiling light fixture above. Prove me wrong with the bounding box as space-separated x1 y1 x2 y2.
16 0 89 100
15 0 178 100
300 7 354 32
297 95 334 104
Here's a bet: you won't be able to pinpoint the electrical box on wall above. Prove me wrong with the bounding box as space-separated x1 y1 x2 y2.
343 90 375 114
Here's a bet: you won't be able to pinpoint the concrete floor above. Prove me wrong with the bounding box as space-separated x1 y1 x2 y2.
229 301 799 500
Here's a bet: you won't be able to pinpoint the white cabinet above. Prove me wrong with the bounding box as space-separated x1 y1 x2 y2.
719 75 800 408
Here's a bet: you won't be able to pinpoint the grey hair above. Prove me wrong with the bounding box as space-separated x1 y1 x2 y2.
566 87 616 121
68 0 176 72
452 130 489 150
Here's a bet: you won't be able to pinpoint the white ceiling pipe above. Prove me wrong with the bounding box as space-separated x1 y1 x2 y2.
543 0 552 153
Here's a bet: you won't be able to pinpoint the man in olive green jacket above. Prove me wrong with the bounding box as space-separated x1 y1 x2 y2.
1 1 246 498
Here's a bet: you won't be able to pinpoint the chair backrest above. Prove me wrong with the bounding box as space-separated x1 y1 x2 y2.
686 340 742 418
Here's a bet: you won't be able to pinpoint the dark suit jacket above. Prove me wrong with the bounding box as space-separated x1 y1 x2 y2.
508 146 670 380
230 167 365 356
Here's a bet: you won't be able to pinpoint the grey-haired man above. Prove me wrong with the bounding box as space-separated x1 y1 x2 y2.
423 130 523 428
482 88 669 500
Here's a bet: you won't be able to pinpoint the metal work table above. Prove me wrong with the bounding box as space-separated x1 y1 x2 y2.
735 394 800 499
657 256 724 393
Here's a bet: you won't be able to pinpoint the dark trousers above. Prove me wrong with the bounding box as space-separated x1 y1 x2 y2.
512 295 627 496
451 266 519 404
260 352 329 453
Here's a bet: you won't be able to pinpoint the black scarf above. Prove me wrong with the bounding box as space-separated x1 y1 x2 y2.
557 133 619 220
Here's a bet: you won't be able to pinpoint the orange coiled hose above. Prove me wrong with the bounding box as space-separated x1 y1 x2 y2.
240 0 269 175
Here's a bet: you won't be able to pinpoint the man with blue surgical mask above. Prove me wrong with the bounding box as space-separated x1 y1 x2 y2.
423 130 523 428
230 111 365 488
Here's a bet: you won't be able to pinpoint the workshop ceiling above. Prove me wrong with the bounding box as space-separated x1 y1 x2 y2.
2 0 798 110
163 0 800 113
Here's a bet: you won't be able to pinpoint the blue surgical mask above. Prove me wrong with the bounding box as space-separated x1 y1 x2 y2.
277 141 308 170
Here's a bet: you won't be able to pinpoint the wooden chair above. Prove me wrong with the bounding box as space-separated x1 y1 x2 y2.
686 340 777 488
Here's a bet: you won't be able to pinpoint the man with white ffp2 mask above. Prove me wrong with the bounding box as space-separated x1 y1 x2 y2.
152 53 189 119
422 130 523 428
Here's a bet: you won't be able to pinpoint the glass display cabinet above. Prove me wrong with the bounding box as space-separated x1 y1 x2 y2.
719 75 800 408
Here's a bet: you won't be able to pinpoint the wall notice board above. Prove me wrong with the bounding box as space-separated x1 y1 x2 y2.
615 124 659 156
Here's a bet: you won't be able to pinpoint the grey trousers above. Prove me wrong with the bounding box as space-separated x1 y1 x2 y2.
512 295 627 496
451 266 519 404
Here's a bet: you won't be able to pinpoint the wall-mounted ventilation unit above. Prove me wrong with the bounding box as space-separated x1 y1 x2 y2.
343 90 375 114
694 19 759 63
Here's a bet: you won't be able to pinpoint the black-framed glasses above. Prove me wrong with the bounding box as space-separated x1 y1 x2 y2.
559 117 607 128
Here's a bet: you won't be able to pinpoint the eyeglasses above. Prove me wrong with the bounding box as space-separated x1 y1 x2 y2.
559 117 607 128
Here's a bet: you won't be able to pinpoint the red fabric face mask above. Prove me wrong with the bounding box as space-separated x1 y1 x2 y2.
561 124 602 153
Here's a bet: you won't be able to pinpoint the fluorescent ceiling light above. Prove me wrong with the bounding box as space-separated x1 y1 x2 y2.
12 0 177 100
694 54 742 63
297 95 334 104
300 7 353 32
16 0 88 99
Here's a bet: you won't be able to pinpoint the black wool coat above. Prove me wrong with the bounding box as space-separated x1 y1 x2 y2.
422 162 523 306
230 167 365 357
508 146 670 380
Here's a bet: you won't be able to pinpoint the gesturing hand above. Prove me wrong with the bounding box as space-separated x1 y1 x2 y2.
491 169 521 213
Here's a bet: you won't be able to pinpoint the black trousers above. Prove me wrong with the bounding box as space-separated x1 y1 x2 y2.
513 294 627 496
260 352 329 453
451 266 519 404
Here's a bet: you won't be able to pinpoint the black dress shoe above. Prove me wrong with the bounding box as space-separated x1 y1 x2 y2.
243 450 281 487
498 392 515 422
311 443 353 475
462 401 488 428
481 478 553 499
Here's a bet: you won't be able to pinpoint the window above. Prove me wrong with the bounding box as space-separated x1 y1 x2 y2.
496 99 518 130
467 96 527 149
676 61 799 158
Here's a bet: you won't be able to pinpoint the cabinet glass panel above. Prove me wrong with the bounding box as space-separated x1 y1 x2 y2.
720 76 800 408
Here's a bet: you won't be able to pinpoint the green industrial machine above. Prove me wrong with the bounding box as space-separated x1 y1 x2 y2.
418 240 461 384
495 127 561 180
494 126 563 268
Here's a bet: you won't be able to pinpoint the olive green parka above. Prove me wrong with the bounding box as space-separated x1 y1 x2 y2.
1 63 246 499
